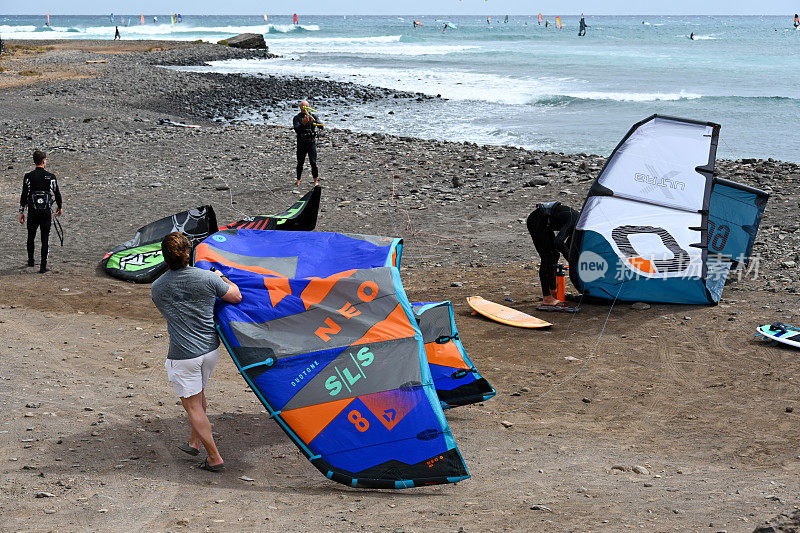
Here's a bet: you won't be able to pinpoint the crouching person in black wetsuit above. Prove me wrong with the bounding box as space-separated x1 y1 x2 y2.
526 201 579 307
292 100 322 187
19 150 62 273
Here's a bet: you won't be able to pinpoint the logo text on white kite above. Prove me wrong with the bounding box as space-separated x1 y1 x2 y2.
577 251 608 283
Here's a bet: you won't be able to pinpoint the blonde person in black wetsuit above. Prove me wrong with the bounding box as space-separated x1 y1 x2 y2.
292 100 322 187
19 150 62 274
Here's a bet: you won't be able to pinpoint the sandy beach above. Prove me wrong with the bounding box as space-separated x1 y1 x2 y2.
1 40 800 532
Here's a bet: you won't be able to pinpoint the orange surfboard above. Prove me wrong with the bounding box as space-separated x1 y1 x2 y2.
466 296 552 329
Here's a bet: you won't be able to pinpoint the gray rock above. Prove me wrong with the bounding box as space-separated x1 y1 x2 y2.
632 465 649 475
223 33 268 50
530 505 552 512
631 302 651 310
754 509 800 532
35 491 55 498
525 178 549 187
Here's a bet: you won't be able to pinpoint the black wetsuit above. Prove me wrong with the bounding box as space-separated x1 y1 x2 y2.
578 18 588 36
20 167 62 270
526 202 580 296
293 111 321 181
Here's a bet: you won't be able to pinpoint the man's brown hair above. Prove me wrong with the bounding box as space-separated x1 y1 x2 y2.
161 232 191 270
33 150 46 165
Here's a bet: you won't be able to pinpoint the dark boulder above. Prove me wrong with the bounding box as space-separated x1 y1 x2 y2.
222 33 267 50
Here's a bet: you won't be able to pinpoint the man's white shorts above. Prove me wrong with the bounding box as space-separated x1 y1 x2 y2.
165 348 219 398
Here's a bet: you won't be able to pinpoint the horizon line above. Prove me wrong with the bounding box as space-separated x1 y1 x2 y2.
2 13 797 17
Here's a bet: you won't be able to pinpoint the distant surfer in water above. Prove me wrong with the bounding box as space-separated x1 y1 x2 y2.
293 100 322 187
689 32 694 40
114 26 120 40
794 14 799 28
578 14 588 36
527 202 580 308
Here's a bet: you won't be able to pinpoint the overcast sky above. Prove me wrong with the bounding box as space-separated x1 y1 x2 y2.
6 1 798 16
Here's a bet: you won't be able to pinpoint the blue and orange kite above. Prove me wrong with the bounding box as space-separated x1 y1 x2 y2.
194 229 494 488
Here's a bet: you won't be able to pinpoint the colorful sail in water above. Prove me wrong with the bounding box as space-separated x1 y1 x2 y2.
569 115 769 304
555 17 562 29
140 14 145 24
538 13 543 25
195 229 472 488
293 13 299 24
264 14 268 22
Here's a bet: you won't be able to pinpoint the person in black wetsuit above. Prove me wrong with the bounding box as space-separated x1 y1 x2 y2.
292 100 322 187
114 26 121 40
578 14 589 36
19 150 62 273
526 201 579 306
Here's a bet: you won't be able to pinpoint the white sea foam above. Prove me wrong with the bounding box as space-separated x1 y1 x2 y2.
558 90 702 102
0 22 320 41
186 59 705 106
0 24 37 32
265 36 475 57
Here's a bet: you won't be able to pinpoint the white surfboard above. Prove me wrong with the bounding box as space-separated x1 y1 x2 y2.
757 323 800 348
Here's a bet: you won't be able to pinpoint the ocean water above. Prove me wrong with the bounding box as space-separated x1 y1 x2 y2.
2 14 799 161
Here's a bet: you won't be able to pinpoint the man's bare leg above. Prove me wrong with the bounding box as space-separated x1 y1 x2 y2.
187 390 208 450
181 392 223 466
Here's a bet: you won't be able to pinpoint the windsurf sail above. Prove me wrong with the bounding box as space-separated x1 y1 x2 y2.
102 206 217 283
140 14 145 24
293 13 299 24
220 186 321 231
195 229 470 488
569 115 769 304
538 13 543 25
412 302 495 408
555 17 562 29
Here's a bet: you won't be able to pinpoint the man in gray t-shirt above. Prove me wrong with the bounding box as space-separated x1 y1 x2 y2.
152 265 230 360
151 232 241 472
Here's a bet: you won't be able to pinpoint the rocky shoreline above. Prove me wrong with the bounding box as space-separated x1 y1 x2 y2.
1 40 798 290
